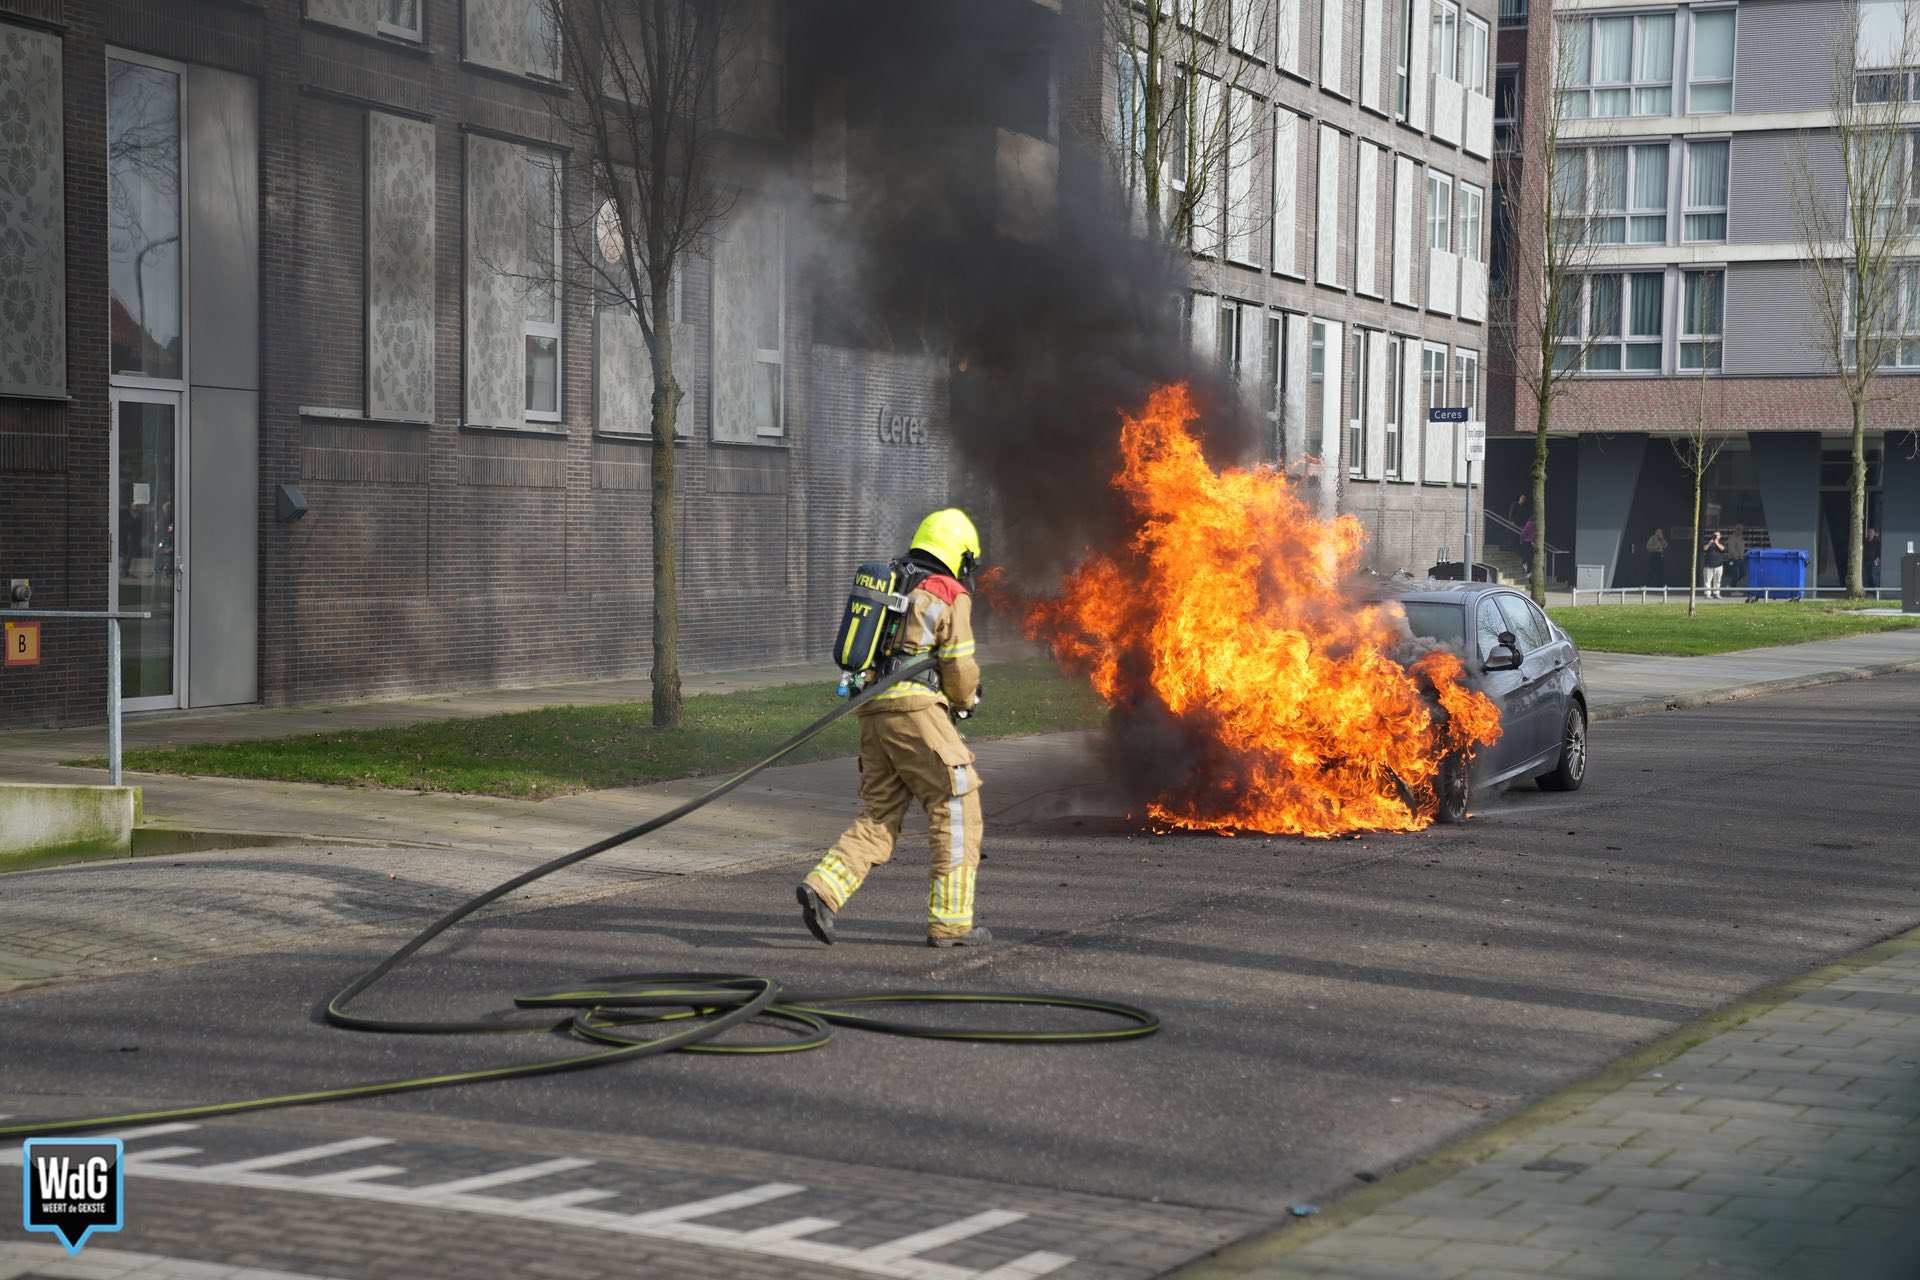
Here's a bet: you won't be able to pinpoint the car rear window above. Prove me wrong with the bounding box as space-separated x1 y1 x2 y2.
1400 601 1467 647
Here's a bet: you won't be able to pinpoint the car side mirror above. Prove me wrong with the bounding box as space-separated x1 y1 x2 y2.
1484 631 1522 672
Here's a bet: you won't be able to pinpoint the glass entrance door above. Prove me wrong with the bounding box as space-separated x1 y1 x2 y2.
112 392 183 709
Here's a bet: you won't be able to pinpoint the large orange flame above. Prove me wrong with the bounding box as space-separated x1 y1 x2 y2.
1004 382 1501 837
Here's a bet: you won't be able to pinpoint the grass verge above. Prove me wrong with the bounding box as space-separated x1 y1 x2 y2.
1552 600 1920 656
77 660 1107 799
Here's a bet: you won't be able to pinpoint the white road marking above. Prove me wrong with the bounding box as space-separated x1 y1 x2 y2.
2 1121 201 1167
739 1215 840 1244
77 1135 1076 1280
625 1181 804 1225
304 1164 406 1184
0 1244 346 1279
200 1137 394 1174
517 1187 620 1210
408 1157 591 1197
120 1145 203 1164
854 1210 1026 1262
975 1256 1078 1280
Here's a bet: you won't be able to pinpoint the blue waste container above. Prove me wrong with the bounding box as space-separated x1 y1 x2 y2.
1746 548 1809 600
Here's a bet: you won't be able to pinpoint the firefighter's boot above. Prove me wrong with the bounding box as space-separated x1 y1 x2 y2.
927 926 992 949
796 883 837 945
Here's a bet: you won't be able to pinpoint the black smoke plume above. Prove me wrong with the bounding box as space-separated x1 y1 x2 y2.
803 0 1260 581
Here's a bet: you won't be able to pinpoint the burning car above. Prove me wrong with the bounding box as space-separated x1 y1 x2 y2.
1393 582 1589 823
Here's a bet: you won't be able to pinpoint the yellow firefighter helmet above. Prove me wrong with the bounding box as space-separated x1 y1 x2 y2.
910 508 982 579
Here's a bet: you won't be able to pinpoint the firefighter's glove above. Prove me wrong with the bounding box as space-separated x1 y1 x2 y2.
952 687 983 722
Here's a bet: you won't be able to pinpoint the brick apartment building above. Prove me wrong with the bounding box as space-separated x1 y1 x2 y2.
1489 0 1920 590
1081 0 1501 575
0 0 1042 726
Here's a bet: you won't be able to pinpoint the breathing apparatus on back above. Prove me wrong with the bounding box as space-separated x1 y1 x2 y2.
831 508 981 699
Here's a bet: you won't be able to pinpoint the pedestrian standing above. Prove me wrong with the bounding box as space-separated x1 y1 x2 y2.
1701 529 1728 600
1521 516 1537 588
1646 528 1668 585
1865 526 1882 591
1725 524 1748 589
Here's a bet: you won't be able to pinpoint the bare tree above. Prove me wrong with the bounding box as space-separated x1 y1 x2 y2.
542 0 746 728
1671 357 1731 618
1791 0 1918 600
1495 18 1612 605
1103 0 1274 255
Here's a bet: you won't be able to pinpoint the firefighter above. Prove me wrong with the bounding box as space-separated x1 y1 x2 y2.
799 508 989 948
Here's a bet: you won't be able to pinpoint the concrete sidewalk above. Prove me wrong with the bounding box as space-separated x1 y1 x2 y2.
1180 929 1920 1280
0 631 1915 857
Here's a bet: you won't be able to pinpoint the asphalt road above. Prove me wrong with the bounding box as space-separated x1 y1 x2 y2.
4 674 1919 1277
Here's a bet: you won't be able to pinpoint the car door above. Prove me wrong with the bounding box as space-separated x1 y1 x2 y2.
1472 595 1526 781
1496 592 1568 771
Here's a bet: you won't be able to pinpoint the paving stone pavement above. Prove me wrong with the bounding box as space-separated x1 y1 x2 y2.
1181 939 1920 1279
1 1107 1257 1280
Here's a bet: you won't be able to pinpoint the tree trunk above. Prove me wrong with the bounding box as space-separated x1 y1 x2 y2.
1530 392 1550 606
1142 8 1163 243
1848 396 1866 599
648 277 684 729
1688 457 1703 619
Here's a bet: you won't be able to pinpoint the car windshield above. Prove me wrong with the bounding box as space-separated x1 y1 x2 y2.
1400 601 1467 647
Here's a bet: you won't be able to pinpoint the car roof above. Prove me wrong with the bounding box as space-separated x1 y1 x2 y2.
1385 580 1534 607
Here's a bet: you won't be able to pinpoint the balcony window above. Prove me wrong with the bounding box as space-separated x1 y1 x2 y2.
1498 0 1526 22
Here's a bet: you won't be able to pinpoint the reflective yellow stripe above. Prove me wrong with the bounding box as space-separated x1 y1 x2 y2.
810 854 862 910
928 866 975 925
937 641 975 658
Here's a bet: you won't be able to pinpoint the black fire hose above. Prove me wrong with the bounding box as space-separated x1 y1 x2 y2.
1 656 1158 1139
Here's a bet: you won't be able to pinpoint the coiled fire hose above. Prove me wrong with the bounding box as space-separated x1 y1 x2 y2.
1 656 1158 1140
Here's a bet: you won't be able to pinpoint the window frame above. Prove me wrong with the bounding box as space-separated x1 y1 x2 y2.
1457 180 1484 261
1311 319 1327 381
1679 268 1724 371
1462 14 1490 94
1421 341 1447 484
1427 168 1454 252
1556 271 1666 373
377 0 423 42
1431 0 1460 83
1493 64 1519 153
1687 8 1735 115
1561 12 1677 119
1454 347 1478 483
1383 333 1403 479
526 0 564 82
107 47 188 393
1497 0 1527 24
1396 0 1414 118
1232 0 1269 57
524 147 563 422
1560 144 1668 245
1682 138 1728 242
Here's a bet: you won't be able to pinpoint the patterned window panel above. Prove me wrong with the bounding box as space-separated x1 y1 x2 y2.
0 23 66 399
464 133 526 428
367 113 435 422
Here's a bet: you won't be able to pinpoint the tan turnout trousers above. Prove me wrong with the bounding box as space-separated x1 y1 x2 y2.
805 579 983 940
